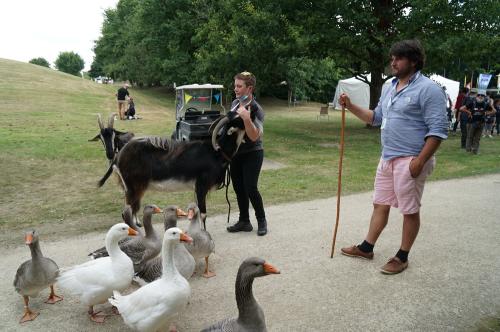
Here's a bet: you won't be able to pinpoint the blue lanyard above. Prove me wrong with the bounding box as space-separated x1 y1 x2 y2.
386 72 421 110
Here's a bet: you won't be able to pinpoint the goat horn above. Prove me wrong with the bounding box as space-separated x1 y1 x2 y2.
97 114 104 130
208 116 223 135
211 116 229 151
108 113 116 129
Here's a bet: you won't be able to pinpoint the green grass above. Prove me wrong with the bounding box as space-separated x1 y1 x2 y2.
1 58 499 247
471 312 500 332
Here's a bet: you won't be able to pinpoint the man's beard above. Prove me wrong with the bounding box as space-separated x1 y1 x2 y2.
392 65 414 79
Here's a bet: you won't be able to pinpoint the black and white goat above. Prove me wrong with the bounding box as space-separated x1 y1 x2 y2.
89 113 135 161
97 112 246 226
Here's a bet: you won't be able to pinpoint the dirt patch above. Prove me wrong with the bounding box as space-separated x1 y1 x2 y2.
317 142 340 148
262 158 286 170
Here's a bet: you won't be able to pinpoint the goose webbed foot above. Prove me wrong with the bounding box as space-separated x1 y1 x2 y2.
19 296 39 323
88 306 106 323
20 308 39 324
202 256 216 278
44 285 63 304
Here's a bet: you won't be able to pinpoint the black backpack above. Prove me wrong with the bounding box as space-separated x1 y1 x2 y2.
470 98 489 123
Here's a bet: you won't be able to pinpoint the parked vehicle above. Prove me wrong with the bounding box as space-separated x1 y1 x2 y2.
172 84 225 141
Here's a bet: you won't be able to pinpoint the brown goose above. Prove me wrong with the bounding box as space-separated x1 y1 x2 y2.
201 257 280 332
13 230 63 323
119 204 163 272
134 205 194 283
88 205 140 259
184 203 215 278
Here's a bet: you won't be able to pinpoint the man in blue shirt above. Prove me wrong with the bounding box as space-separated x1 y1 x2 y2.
339 40 448 274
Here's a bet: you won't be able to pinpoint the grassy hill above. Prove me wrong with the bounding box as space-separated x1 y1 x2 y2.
1 58 499 247
0 59 180 243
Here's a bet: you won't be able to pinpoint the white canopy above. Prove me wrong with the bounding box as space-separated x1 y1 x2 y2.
429 74 459 108
333 74 392 109
176 83 224 90
332 73 460 109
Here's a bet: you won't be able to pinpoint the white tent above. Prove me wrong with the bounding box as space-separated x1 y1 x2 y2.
429 74 459 108
332 74 392 109
332 73 460 109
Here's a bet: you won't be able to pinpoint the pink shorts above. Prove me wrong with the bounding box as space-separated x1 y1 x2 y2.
373 156 435 215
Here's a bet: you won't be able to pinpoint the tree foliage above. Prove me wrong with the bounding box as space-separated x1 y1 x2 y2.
29 57 50 68
55 51 85 76
93 0 499 104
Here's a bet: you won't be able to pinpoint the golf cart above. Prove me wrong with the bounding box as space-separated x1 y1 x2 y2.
172 84 225 141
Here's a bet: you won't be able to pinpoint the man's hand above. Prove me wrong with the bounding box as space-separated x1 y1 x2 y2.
339 93 352 109
409 157 424 178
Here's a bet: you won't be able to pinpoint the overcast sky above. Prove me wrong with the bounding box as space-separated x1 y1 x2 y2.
0 0 119 71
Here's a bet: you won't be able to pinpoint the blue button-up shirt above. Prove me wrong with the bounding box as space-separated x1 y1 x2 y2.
372 71 448 160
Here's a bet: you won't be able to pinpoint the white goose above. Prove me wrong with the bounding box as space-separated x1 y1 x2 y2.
57 223 138 323
185 203 216 278
88 205 141 259
110 227 192 332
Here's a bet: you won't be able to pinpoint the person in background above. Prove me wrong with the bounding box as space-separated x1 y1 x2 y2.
116 83 130 120
226 71 268 236
461 90 493 154
484 100 495 138
339 39 448 275
457 90 474 148
125 97 136 120
452 87 469 134
443 86 453 129
494 98 500 136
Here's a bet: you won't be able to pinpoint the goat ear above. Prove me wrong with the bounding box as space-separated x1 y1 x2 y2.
89 134 101 142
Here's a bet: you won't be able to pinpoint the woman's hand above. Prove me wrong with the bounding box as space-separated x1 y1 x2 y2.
237 105 251 121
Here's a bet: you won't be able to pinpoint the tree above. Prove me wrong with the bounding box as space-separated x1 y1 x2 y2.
88 59 105 78
55 51 85 76
308 0 500 109
93 0 498 103
29 57 50 68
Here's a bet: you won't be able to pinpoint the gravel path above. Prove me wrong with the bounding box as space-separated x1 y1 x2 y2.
2 173 499 331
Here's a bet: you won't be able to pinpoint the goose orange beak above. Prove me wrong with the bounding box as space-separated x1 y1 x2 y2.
180 232 193 244
128 228 138 236
176 208 188 217
263 262 280 274
153 206 163 214
25 234 33 245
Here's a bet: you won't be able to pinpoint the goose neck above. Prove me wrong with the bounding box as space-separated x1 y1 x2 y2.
235 273 262 323
143 214 155 237
29 241 43 260
164 217 176 231
105 234 126 259
188 218 200 233
162 239 178 278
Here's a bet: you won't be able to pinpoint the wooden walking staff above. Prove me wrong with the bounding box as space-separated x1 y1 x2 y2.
330 104 346 258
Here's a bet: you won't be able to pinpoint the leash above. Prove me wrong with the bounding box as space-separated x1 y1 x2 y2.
225 166 232 224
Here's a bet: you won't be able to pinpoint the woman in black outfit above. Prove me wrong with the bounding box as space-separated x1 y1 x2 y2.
226 72 268 236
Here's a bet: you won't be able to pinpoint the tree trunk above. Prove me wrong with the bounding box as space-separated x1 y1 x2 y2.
369 71 384 110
